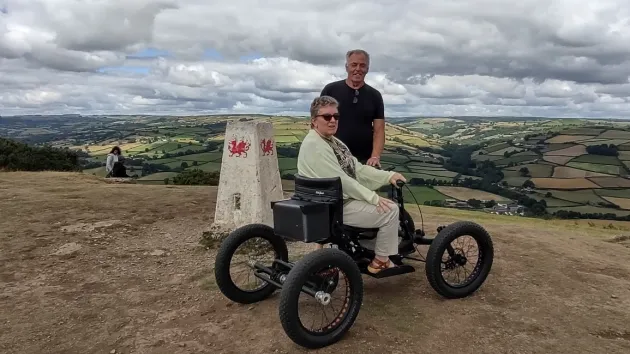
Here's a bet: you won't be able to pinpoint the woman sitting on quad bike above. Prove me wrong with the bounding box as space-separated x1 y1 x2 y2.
297 95 407 275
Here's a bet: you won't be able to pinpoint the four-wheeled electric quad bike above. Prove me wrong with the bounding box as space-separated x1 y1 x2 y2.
214 173 494 349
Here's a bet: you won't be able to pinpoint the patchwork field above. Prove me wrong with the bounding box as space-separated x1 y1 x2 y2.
493 155 540 167
489 146 522 156
594 189 630 199
597 129 630 139
589 177 630 188
482 127 630 213
396 186 449 204
503 164 553 178
561 128 605 135
503 176 530 187
543 155 574 165
565 162 622 175
600 196 630 210
544 145 587 157
434 186 510 202
552 166 612 178
545 135 594 143
538 189 608 204
530 178 602 189
571 154 622 165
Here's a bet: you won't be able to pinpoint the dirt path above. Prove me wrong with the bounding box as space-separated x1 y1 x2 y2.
1 172 629 354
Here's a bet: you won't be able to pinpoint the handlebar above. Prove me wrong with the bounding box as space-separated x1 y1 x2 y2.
376 165 405 188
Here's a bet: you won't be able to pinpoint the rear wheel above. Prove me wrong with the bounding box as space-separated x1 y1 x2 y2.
425 221 494 299
278 248 363 349
214 223 288 304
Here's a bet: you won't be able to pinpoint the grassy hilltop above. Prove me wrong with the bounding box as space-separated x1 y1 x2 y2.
0 171 629 353
2 115 630 351
3 114 630 221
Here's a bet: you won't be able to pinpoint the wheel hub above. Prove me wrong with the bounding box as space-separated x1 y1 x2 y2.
453 252 467 266
314 291 331 305
444 251 467 270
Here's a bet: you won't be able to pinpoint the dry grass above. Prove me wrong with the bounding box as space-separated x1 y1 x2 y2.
552 166 612 178
1 172 630 354
530 177 602 189
434 186 510 201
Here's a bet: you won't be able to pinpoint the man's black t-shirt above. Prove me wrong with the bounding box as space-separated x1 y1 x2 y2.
320 80 384 162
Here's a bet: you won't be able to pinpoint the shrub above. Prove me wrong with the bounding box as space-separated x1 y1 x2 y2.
172 169 220 185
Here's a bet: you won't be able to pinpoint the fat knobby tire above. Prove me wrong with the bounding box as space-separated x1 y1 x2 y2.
425 221 494 299
214 223 288 304
278 248 363 349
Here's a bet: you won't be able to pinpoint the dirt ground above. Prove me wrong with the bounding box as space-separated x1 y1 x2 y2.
1 172 629 354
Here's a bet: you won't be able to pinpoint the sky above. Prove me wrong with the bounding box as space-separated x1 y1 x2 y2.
0 0 630 118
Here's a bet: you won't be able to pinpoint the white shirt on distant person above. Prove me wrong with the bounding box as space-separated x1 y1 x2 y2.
106 153 119 173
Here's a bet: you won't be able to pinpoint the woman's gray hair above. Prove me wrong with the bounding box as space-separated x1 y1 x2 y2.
310 95 339 119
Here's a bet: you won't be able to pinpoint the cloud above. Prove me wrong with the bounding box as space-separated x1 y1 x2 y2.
1 0 629 118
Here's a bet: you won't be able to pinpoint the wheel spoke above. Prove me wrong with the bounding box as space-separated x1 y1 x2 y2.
228 237 277 292
440 234 482 288
295 266 352 335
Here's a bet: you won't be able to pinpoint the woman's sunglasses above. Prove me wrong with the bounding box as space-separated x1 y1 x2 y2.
317 113 340 121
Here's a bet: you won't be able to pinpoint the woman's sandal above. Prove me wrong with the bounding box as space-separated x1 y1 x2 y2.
367 257 397 274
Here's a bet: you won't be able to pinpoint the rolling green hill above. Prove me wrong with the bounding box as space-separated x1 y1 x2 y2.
3 114 630 221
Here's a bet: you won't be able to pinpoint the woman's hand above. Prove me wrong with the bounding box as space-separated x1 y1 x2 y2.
389 172 406 186
376 196 396 213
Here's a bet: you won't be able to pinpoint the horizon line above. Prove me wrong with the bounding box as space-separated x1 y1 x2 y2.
1 113 629 121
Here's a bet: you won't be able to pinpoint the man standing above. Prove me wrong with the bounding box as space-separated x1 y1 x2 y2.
320 49 385 167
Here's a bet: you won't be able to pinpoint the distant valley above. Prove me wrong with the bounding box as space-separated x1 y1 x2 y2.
3 114 630 222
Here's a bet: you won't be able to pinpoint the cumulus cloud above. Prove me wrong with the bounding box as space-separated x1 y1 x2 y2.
0 0 629 117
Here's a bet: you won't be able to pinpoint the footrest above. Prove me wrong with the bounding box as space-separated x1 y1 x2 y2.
364 264 415 279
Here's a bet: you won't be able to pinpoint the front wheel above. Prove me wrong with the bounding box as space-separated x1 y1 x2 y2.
278 248 363 349
425 221 494 299
214 223 288 304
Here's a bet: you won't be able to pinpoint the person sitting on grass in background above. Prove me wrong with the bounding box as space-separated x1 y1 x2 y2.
296 95 408 274
105 146 131 178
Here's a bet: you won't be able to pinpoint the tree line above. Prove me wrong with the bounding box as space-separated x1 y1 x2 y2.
0 137 82 172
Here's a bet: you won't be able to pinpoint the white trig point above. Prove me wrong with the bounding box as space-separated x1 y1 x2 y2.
210 120 284 235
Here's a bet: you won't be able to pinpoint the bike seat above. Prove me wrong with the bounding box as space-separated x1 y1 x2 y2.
343 225 378 233
342 224 379 239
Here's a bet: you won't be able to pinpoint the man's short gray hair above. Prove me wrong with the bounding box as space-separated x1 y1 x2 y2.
346 49 370 66
310 95 339 119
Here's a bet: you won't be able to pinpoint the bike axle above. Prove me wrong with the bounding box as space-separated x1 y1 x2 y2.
314 291 332 305
249 261 330 303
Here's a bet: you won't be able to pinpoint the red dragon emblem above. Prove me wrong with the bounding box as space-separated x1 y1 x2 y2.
228 137 250 158
260 138 274 156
